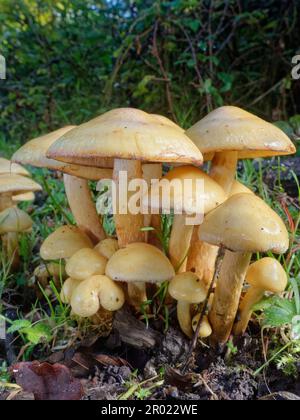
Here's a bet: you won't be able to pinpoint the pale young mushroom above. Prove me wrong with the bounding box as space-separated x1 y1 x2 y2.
47 109 202 304
12 126 112 243
168 272 207 338
0 174 41 211
33 262 66 289
94 238 119 260
146 165 226 273
234 258 288 335
12 191 35 203
0 157 30 177
0 206 33 270
70 275 125 317
106 242 175 310
192 314 212 339
60 278 82 304
40 225 93 261
66 248 107 281
199 193 289 346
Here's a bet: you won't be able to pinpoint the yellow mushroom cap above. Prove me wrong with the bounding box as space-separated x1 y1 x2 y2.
192 314 212 338
168 272 207 303
12 191 35 203
0 207 33 234
151 114 184 132
246 257 288 293
147 165 226 214
106 242 175 284
186 106 296 158
46 108 203 167
0 174 42 195
229 180 254 197
12 126 113 180
66 248 107 281
0 157 30 177
40 225 93 260
60 278 82 304
199 193 289 254
94 238 119 260
70 275 125 317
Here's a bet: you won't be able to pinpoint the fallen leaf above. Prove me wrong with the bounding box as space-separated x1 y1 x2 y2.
10 361 83 400
164 367 199 392
93 353 132 368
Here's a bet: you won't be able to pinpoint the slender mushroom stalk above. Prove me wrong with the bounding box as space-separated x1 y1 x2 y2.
168 272 207 338
209 250 252 344
199 193 289 347
169 216 194 272
234 258 287 336
113 158 146 308
210 151 238 195
70 275 125 317
64 175 106 243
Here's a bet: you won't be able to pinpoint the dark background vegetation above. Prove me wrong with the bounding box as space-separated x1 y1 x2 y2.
0 0 300 149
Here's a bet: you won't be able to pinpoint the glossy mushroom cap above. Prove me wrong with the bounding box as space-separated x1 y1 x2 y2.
0 207 33 234
168 272 207 304
246 257 288 293
94 238 119 260
0 174 42 195
151 114 184 132
0 158 30 177
66 248 107 281
229 180 254 197
70 275 125 317
46 108 203 167
199 193 289 254
147 165 226 214
186 106 296 159
106 242 175 284
192 314 212 338
12 126 113 180
40 225 93 260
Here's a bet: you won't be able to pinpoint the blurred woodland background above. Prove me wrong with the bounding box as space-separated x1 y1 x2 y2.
0 0 300 151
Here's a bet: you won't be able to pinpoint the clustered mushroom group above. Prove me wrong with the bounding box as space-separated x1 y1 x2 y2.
0 157 41 270
11 106 295 347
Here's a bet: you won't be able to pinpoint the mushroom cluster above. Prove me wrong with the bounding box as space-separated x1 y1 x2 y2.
11 106 295 345
0 158 42 270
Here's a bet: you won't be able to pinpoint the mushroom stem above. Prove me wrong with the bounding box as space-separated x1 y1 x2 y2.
142 163 163 249
233 287 263 336
64 174 106 244
177 300 193 338
169 214 194 272
209 250 252 346
113 159 146 310
210 151 238 195
186 227 219 286
0 194 13 211
2 232 20 271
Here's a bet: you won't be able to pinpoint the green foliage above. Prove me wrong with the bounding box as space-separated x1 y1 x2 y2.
1 0 299 148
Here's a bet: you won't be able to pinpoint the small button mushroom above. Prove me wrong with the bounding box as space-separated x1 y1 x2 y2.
66 248 107 281
106 243 175 310
33 262 66 288
40 225 93 261
192 314 212 339
168 272 207 338
94 238 119 260
234 258 288 335
70 275 125 317
60 278 82 304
